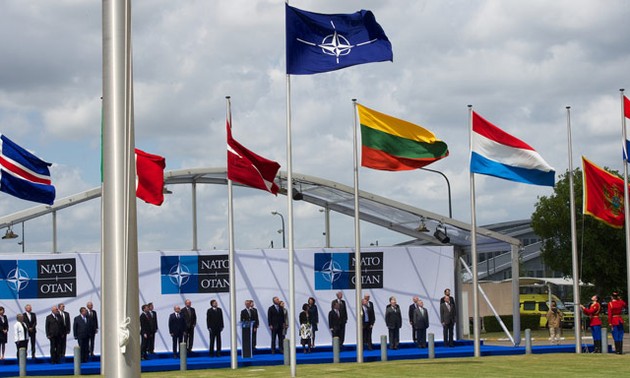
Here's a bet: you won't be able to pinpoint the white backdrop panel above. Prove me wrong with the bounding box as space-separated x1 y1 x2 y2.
0 246 453 357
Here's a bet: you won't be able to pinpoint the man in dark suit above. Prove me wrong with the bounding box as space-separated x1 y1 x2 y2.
240 300 259 351
147 302 157 354
206 299 224 357
440 295 456 347
440 288 456 306
330 291 347 346
408 296 419 343
140 304 153 360
413 299 430 348
328 301 343 345
182 299 197 352
58 303 71 362
267 296 285 354
23 304 37 359
168 305 186 358
45 305 64 364
385 296 402 349
73 307 91 363
86 301 98 358
360 297 375 350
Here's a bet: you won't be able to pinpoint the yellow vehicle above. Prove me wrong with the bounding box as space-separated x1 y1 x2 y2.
519 294 575 328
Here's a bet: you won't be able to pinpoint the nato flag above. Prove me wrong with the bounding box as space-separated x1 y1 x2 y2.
286 4 393 75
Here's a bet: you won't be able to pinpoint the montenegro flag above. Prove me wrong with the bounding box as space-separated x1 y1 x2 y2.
582 156 626 228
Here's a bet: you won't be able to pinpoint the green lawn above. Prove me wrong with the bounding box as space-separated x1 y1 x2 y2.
136 354 630 378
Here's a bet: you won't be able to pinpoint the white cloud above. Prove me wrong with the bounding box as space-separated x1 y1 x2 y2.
0 0 629 251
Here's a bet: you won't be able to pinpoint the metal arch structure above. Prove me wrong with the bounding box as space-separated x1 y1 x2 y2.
0 167 523 345
0 167 520 251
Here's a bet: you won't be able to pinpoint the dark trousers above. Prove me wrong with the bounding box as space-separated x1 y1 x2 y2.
252 328 257 349
28 332 36 357
331 328 342 344
141 334 150 358
270 327 284 352
88 333 96 356
591 325 602 341
59 335 67 361
49 335 62 363
78 337 90 362
415 327 427 347
388 328 400 349
362 323 373 348
184 327 195 351
338 324 346 346
209 329 222 356
171 334 183 357
16 340 27 360
443 323 454 346
148 333 155 353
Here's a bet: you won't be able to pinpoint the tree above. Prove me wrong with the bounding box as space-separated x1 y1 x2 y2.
531 168 627 297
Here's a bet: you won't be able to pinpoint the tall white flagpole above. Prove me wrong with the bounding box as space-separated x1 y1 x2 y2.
620 89 630 312
226 96 238 369
352 99 363 362
467 105 481 357
102 0 141 376
566 106 581 353
285 2 297 375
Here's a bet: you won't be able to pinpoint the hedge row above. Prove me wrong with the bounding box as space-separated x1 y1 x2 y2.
482 314 630 332
482 314 541 332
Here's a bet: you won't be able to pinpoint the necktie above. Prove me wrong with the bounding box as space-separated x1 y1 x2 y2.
176 313 179 319
83 316 87 323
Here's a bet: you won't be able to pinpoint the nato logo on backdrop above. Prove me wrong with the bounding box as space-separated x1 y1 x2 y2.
161 255 230 294
0 258 77 299
314 252 383 290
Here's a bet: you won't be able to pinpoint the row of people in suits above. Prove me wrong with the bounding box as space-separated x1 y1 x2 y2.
1 302 98 362
163 299 229 358
153 290 456 359
328 289 457 350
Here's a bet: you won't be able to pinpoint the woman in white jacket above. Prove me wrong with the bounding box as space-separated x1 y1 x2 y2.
14 313 28 360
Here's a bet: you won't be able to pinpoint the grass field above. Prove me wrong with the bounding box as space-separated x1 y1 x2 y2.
135 354 630 378
30 330 627 377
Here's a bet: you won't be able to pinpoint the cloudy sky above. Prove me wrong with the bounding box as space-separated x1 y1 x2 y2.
0 0 628 254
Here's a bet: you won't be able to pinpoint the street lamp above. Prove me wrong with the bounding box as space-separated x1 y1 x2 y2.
271 211 286 248
421 167 452 218
2 222 24 253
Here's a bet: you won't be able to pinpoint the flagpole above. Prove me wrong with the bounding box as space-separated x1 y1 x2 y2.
566 106 581 353
285 2 297 373
468 105 481 357
621 89 630 312
352 99 363 362
226 96 238 369
102 0 141 376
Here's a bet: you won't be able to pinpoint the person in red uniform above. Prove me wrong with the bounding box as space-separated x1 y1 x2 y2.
607 291 627 354
581 295 602 353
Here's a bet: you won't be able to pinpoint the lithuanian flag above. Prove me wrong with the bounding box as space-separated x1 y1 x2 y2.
358 104 449 171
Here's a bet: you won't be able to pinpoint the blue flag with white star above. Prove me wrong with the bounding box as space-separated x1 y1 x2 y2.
286 4 393 75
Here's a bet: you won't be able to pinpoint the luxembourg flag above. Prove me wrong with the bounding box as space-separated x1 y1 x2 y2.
470 111 555 187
